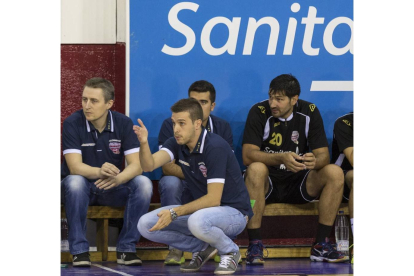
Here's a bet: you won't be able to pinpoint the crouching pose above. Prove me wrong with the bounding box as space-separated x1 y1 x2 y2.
134 98 253 275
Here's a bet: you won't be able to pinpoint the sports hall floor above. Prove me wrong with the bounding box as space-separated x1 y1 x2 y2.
61 258 353 276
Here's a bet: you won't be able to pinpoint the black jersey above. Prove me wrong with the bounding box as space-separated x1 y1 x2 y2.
242 99 328 179
331 112 353 170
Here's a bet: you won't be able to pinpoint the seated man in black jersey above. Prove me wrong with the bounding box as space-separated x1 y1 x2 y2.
157 80 234 265
242 74 347 264
331 112 353 263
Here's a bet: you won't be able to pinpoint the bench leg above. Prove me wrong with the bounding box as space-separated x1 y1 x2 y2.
96 218 109 261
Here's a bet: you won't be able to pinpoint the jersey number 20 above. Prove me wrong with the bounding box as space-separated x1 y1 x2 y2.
269 132 282 146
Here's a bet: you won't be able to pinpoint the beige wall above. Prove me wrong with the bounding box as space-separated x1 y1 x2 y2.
61 0 126 44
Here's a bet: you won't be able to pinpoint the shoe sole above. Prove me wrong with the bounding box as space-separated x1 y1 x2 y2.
180 248 218 272
165 256 185 265
310 255 349 263
214 254 241 275
73 261 91 267
214 268 237 275
245 258 265 265
117 259 142 266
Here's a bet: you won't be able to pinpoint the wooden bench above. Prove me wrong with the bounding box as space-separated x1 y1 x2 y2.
264 202 349 216
61 202 348 262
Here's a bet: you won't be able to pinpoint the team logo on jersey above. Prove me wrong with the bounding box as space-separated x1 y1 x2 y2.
274 122 280 127
81 143 95 147
258 106 266 114
291 131 299 144
309 104 316 112
199 164 207 177
109 142 121 154
342 119 352 127
179 159 190 167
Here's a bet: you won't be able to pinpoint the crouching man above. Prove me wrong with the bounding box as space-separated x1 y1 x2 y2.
134 98 253 275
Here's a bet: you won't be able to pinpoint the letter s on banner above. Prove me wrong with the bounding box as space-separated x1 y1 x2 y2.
161 2 199 56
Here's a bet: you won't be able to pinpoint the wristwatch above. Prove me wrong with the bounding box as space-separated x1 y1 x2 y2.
169 208 178 221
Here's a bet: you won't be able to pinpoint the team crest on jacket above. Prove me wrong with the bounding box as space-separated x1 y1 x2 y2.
342 119 352 127
291 131 299 144
309 104 316 112
258 106 266 114
199 164 207 177
109 142 121 154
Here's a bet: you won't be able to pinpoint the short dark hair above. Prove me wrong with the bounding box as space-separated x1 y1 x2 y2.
84 77 115 102
269 74 301 98
171 98 203 123
188 80 216 103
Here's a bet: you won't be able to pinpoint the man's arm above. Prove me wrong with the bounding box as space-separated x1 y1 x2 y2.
343 147 354 167
134 119 172 172
157 118 185 178
149 182 224 231
174 182 223 215
95 152 143 190
162 161 185 179
65 153 119 179
305 147 330 171
242 143 306 173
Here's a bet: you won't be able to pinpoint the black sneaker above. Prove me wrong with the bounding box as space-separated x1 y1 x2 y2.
310 238 349 263
117 252 142 266
245 240 267 265
72 252 91 267
180 246 218 272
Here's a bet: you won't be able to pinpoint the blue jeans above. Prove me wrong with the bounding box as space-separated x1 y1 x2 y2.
158 176 193 206
61 175 153 255
138 205 247 255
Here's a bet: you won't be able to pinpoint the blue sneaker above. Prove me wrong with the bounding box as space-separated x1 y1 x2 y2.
310 238 349 263
245 240 267 265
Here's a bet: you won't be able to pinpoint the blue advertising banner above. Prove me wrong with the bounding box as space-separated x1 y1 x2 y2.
129 0 353 180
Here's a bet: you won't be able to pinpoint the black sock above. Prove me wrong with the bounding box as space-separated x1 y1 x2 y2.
315 223 332 243
247 228 262 241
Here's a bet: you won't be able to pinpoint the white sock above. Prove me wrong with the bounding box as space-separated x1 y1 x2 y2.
350 218 354 235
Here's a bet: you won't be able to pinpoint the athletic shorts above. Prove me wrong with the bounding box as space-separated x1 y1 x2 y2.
244 169 318 204
342 170 351 202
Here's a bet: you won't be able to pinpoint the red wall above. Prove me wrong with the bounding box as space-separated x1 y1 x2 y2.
61 43 126 125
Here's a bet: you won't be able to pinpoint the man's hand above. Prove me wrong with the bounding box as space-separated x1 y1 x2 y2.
149 209 172 232
99 162 120 178
282 152 306 172
302 152 316 170
95 175 122 190
133 119 148 144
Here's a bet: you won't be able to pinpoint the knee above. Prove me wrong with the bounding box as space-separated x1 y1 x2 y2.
188 210 211 238
345 170 353 189
130 175 153 199
158 176 182 194
137 213 153 236
62 175 88 193
322 164 345 189
245 162 268 188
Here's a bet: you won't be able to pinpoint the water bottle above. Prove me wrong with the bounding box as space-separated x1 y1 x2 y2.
335 211 349 257
61 219 69 252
